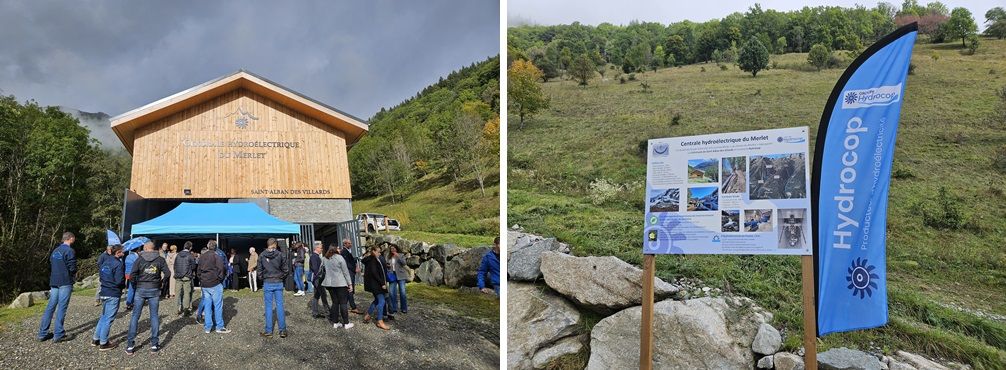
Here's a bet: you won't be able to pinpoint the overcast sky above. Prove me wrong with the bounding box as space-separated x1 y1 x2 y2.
508 0 1000 31
0 0 499 120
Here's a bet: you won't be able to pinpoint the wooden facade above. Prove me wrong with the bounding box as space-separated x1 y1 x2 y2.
112 70 368 200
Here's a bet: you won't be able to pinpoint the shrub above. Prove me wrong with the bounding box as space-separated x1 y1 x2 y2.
639 82 651 93
931 54 940 61
892 165 916 179
700 66 706 72
619 76 627 84
908 63 917 75
671 113 682 126
808 44 831 71
919 186 967 230
628 73 636 81
719 64 728 71
965 34 980 55
588 178 624 205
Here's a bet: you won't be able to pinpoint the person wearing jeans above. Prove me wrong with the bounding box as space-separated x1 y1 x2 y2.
361 245 390 330
92 245 125 350
124 250 138 310
292 242 307 295
126 240 170 354
257 238 289 337
386 245 409 314
37 232 77 343
197 240 229 333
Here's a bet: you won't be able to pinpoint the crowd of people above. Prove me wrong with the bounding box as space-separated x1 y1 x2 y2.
35 231 502 355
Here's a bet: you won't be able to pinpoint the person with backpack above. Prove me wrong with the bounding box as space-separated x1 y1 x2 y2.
362 245 390 331
92 244 125 351
37 232 77 343
197 240 230 334
174 241 197 317
126 240 170 354
257 238 289 338
321 244 354 329
309 243 330 318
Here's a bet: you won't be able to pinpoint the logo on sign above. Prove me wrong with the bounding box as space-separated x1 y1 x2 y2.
846 257 879 299
225 107 259 129
841 84 902 109
652 143 669 157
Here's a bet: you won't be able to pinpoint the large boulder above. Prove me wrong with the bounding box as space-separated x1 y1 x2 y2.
28 291 48 302
752 323 782 355
430 244 461 267
410 241 433 256
405 255 422 268
818 347 883 370
587 296 772 369
415 260 444 286
509 283 584 370
8 292 33 309
444 246 492 288
893 351 948 370
539 252 678 314
774 352 806 370
507 231 569 281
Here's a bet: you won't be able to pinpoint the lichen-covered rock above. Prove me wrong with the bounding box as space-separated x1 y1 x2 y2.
444 246 491 288
507 231 569 281
415 260 444 286
587 296 772 369
539 252 678 314
818 347 883 370
752 323 782 355
509 283 583 370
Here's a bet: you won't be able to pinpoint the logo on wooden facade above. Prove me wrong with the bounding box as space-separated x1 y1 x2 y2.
225 107 259 129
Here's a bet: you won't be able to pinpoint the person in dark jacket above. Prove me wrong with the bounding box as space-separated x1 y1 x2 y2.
197 240 229 334
91 245 125 351
174 241 197 317
37 232 77 343
94 245 112 307
477 236 501 298
340 239 361 313
126 240 170 354
257 238 289 338
309 243 330 318
361 245 390 330
292 242 307 296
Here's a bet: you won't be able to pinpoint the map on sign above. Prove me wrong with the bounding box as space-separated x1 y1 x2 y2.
643 127 812 255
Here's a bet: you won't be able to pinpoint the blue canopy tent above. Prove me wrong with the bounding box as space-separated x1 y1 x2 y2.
131 202 300 238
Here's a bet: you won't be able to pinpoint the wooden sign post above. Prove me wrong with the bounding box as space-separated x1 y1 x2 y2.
640 254 655 370
801 255 818 370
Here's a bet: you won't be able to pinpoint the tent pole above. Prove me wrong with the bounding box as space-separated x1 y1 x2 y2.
216 233 219 247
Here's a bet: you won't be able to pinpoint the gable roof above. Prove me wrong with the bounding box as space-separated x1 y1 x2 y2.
110 70 369 153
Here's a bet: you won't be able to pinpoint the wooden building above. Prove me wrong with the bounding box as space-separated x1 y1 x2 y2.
113 70 368 243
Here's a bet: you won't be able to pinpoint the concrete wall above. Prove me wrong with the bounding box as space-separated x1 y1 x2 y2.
269 198 353 223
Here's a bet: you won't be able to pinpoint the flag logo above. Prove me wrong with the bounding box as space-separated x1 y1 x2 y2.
846 257 879 299
840 84 902 109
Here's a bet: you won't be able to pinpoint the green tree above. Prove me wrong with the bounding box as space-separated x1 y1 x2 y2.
986 7 1006 39
664 35 689 65
560 47 574 71
808 44 832 71
775 36 788 54
508 60 549 129
944 7 978 47
569 54 596 85
966 34 980 54
653 45 666 69
737 36 769 77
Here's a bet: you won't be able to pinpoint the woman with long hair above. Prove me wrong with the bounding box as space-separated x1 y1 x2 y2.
361 245 390 330
387 245 409 314
321 245 354 329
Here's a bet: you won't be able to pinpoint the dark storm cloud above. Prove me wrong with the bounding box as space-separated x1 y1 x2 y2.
0 0 500 120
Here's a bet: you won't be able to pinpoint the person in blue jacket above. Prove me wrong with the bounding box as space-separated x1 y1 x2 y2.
124 249 139 311
477 236 501 298
92 244 125 351
37 232 77 343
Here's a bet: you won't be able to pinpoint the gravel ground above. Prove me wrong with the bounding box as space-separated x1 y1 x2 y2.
0 288 499 369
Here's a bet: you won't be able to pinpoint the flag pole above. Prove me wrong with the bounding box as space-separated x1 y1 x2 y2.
801 255 818 370
639 254 655 370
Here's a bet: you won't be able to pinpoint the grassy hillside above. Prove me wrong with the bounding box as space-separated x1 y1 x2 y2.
352 172 499 246
509 39 1006 367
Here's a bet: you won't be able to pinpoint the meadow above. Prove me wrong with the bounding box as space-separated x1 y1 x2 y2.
508 39 1006 367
